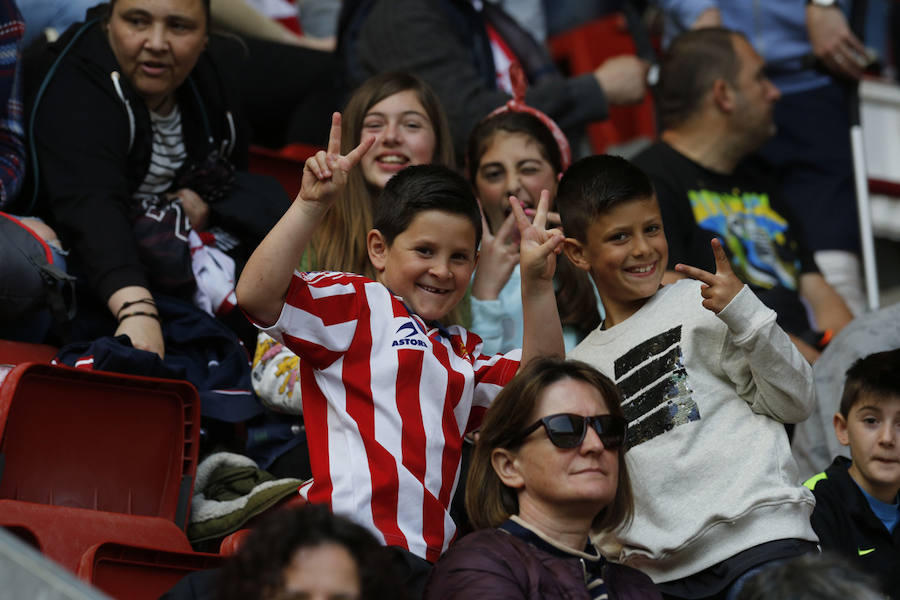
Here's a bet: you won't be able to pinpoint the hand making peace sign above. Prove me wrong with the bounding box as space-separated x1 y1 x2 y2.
511 189 565 284
299 112 375 207
674 238 744 314
470 208 520 300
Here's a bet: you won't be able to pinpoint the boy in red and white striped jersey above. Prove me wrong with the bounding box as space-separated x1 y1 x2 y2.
236 113 564 584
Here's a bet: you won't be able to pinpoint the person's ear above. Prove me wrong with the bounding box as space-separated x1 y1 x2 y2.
833 412 851 447
491 448 525 491
712 78 735 113
367 229 388 272
562 237 590 272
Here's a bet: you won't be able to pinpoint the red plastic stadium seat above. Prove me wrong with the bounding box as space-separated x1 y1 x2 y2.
249 143 321 199
548 14 657 154
77 542 224 600
0 363 200 522
0 363 201 572
0 339 58 365
218 528 252 556
1 503 193 574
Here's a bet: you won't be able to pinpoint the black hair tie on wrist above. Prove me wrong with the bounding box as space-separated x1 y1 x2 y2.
115 298 156 320
117 311 161 323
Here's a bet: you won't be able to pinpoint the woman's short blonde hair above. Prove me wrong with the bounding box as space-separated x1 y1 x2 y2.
465 356 633 532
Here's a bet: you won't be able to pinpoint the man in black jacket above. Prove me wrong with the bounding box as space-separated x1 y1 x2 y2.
337 0 648 157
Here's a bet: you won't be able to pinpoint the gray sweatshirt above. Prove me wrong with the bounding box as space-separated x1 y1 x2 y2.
570 279 817 583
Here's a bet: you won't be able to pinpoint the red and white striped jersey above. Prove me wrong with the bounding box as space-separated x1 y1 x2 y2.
258 271 521 562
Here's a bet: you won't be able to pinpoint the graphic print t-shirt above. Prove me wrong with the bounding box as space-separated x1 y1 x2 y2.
633 142 818 337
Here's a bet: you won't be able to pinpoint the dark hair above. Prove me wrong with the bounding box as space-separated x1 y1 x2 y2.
657 27 742 130
735 552 884 600
466 357 633 533
373 164 482 248
839 348 900 417
219 505 400 600
108 0 212 26
555 154 655 244
465 111 563 183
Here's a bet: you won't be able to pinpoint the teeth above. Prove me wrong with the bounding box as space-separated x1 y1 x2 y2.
379 155 407 164
629 265 653 273
419 285 447 294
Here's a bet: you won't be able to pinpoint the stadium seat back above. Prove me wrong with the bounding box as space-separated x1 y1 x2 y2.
0 363 200 526
0 340 58 365
548 14 657 154
77 542 224 600
0 502 193 573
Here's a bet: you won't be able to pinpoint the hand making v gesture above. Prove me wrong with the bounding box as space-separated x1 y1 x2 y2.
470 208 520 300
299 112 375 208
674 238 744 314
511 189 565 285
236 112 373 326
514 189 566 362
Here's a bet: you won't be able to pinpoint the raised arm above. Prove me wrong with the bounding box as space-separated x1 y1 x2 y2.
469 210 520 354
235 113 373 325
677 238 814 422
514 190 565 365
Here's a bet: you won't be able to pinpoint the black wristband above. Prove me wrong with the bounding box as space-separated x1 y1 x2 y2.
116 298 156 320
118 311 161 323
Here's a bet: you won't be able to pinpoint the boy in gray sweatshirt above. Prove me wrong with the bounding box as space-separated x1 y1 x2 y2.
559 154 817 600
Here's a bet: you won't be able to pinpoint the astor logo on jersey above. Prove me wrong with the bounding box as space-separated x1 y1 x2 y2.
392 320 429 349
397 322 418 338
613 325 701 448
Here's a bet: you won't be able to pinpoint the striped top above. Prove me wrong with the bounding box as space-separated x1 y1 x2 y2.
257 270 520 562
135 106 187 199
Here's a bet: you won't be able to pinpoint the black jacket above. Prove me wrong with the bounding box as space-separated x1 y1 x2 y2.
24 3 247 303
806 456 900 598
426 519 661 600
338 0 608 157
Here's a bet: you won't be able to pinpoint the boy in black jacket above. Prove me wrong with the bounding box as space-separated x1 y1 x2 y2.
804 348 900 599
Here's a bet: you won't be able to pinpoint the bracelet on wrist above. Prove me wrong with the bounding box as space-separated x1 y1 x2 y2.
118 311 161 323
116 298 156 320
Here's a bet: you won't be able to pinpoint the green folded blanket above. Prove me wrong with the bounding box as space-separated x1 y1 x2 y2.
188 452 303 543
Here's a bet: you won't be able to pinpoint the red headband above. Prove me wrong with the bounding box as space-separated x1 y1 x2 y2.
484 62 572 172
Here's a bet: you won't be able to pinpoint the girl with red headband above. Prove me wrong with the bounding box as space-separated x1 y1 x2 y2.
466 65 602 354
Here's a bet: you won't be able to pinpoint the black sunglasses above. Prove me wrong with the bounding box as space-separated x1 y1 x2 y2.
516 413 627 450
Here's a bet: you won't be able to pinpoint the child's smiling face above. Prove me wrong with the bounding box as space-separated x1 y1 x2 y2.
368 209 478 322
568 195 667 327
359 90 437 191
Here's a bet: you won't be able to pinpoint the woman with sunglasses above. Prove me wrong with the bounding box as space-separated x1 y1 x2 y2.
426 357 660 599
